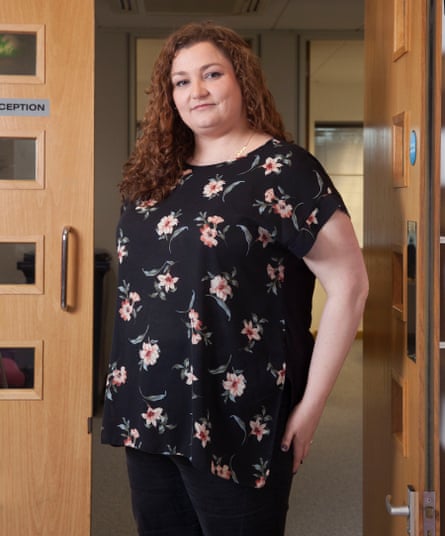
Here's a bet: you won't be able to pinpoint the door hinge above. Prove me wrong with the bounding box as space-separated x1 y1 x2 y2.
87 416 93 434
424 491 436 536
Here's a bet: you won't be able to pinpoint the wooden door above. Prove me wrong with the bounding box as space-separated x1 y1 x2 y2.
363 0 440 534
0 1 94 534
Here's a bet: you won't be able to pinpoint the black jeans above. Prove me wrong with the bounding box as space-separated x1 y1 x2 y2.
125 388 294 535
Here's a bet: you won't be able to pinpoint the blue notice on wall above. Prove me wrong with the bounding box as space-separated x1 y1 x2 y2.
409 130 417 166
0 98 50 116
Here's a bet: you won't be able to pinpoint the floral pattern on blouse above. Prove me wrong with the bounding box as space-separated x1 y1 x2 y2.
101 139 346 488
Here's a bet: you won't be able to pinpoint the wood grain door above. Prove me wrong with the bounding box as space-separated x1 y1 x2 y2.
363 0 440 534
0 1 94 534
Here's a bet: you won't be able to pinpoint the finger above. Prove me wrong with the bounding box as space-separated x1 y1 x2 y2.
292 440 314 473
280 424 295 453
292 454 304 474
291 442 305 473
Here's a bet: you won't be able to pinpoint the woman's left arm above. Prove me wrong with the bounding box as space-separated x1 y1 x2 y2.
281 209 369 473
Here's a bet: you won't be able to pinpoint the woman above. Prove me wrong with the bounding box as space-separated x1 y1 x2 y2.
102 21 368 536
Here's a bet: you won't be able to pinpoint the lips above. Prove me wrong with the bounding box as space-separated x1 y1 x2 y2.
191 103 214 111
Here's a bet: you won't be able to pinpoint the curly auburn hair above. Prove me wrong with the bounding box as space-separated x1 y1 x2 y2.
120 21 292 202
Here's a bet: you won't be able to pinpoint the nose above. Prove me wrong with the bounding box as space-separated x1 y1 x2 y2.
190 78 209 99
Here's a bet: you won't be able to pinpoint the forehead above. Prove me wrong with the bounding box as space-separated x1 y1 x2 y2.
171 41 232 72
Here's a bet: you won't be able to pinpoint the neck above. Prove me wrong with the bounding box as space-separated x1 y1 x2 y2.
191 129 256 166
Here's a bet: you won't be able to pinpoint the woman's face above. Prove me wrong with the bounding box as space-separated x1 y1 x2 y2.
170 41 247 138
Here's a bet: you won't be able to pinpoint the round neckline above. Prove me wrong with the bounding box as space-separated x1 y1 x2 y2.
187 137 276 170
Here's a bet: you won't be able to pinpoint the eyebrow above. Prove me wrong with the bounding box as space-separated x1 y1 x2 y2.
171 62 224 78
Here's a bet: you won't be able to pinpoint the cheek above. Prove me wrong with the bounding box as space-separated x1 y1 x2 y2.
171 91 181 110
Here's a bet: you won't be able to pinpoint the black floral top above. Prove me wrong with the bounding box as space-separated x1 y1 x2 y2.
101 139 346 488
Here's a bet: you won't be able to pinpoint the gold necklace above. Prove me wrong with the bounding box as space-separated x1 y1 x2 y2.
234 131 255 159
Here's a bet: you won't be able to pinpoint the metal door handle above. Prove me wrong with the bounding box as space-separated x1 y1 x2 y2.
61 226 71 311
386 495 410 516
385 486 418 535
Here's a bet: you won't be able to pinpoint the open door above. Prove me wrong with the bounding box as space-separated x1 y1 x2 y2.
0 1 94 534
363 0 440 534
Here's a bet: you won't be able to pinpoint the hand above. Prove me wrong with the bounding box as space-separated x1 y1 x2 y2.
280 401 323 474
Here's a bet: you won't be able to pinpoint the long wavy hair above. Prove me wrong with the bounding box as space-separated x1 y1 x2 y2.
120 21 291 202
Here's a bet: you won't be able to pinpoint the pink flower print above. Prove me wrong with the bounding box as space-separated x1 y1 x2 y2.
141 404 163 428
135 198 158 219
203 269 237 320
306 208 319 226
180 294 212 345
223 372 246 400
277 364 286 386
254 187 293 220
119 299 133 321
139 339 160 369
185 366 198 385
241 320 261 342
273 199 293 218
144 261 179 300
172 358 199 386
209 275 233 301
188 309 202 330
117 228 129 263
267 261 285 283
257 227 274 248
203 178 226 199
188 308 209 345
255 476 267 489
267 361 287 388
211 461 232 480
118 418 142 448
117 242 128 263
266 259 285 294
124 428 140 447
249 418 270 442
129 291 141 303
241 314 267 352
130 428 140 439
252 459 270 488
264 188 276 202
200 224 218 247
105 362 128 400
267 264 276 280
157 271 179 292
262 157 283 175
118 281 142 321
207 215 224 225
137 199 157 210
191 332 202 345
111 366 127 387
156 212 179 237
195 212 227 248
194 421 211 447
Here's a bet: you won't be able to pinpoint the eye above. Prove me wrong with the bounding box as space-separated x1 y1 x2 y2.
204 71 222 80
173 79 188 88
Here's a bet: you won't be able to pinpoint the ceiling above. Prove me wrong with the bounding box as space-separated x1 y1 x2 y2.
96 0 364 32
97 0 364 89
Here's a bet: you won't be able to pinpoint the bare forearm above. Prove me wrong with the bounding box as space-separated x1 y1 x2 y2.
300 290 366 414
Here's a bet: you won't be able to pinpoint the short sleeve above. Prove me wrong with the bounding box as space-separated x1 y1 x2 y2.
252 143 347 258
